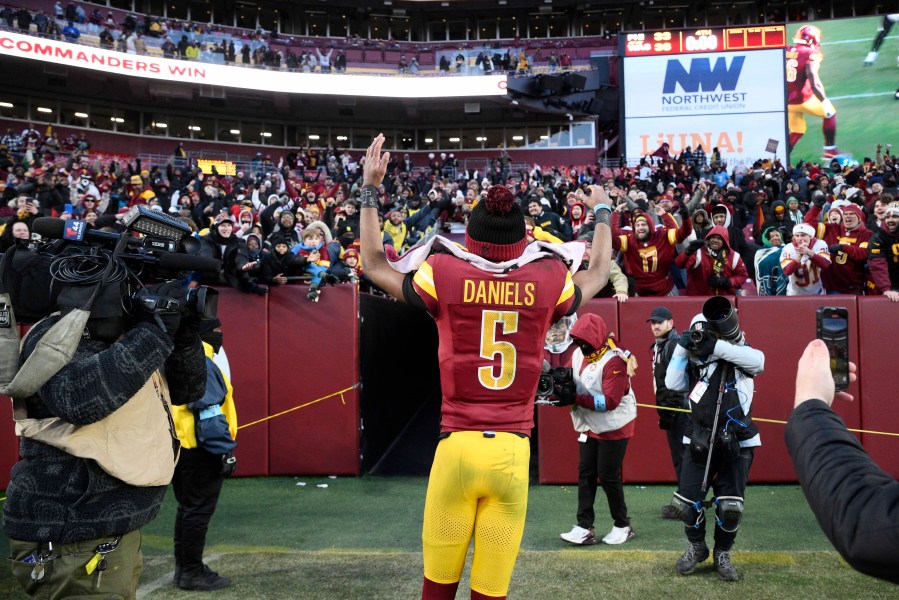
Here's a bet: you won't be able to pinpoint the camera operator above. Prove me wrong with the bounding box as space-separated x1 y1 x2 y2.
664 297 765 581
557 314 637 546
3 278 207 599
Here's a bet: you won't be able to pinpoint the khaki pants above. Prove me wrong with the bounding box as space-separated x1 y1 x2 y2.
9 530 143 600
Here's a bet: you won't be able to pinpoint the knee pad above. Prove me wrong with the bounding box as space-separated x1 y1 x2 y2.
715 495 744 533
671 492 704 528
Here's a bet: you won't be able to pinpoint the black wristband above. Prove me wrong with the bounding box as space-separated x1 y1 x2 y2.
594 206 611 226
359 185 379 209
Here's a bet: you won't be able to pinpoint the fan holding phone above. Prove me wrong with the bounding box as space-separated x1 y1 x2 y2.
787 310 899 584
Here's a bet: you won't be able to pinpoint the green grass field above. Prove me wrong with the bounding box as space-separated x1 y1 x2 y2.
791 16 899 164
2 477 894 599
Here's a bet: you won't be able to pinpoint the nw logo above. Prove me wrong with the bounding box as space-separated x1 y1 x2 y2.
662 56 745 93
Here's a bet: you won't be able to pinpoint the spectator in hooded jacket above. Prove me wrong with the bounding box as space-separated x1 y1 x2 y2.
257 236 304 286
676 226 749 296
195 213 266 295
709 203 760 278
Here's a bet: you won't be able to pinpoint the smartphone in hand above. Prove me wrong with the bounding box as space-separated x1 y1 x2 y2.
816 307 849 391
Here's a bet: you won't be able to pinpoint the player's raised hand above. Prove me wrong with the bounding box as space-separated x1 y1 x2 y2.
363 133 391 187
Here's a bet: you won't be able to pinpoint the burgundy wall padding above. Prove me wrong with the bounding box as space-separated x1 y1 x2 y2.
734 296 861 482
0 394 16 490
616 297 709 483
216 288 270 477
537 299 619 484
266 284 360 476
857 297 899 478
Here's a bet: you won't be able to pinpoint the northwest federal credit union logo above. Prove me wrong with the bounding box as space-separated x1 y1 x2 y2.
660 56 747 111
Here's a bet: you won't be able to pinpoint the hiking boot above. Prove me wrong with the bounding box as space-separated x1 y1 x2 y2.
560 525 598 546
660 504 681 520
675 540 709 575
178 564 232 591
714 548 739 581
601 525 635 545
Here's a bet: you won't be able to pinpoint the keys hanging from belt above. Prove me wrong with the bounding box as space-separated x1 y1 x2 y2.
86 536 120 590
26 542 57 582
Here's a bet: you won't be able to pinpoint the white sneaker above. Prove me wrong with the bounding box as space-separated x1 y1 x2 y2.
602 525 636 545
560 525 598 545
864 51 878 65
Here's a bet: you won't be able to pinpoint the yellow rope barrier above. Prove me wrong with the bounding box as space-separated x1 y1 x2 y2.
237 384 357 430
635 403 899 438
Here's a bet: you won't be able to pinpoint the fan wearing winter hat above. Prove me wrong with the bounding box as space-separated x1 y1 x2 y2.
780 222 831 295
803 199 872 294
359 133 613 600
195 213 267 296
867 202 899 301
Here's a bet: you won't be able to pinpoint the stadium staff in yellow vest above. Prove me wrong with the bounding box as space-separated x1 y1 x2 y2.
171 318 238 591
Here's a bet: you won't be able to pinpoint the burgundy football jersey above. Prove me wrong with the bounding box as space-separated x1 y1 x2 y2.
412 252 576 435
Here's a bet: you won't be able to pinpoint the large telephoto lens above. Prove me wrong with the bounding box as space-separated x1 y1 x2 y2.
702 296 741 342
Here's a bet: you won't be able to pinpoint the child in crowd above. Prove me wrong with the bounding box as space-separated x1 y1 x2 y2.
292 222 332 301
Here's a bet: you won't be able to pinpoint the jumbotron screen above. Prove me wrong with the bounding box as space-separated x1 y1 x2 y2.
785 15 899 164
622 25 788 166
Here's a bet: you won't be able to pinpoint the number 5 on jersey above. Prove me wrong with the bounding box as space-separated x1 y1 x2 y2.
478 310 519 390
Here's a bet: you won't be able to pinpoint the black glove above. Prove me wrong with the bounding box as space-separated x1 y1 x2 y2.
708 273 731 291
678 203 690 220
685 239 705 255
221 451 237 476
551 381 577 407
828 243 843 254
678 330 693 349
813 190 826 208
141 281 188 339
658 411 675 431
691 329 718 356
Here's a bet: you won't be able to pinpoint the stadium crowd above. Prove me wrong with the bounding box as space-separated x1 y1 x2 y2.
3 121 899 303
0 2 592 74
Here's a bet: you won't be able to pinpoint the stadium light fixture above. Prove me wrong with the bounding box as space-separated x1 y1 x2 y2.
188 125 201 131
260 132 272 138
75 112 89 118
0 102 13 108
540 135 548 140
309 134 320 140
336 135 348 141
154 122 167 128
111 117 124 123
229 129 240 134
512 135 524 141
424 137 433 143
37 107 52 113
476 136 487 142
449 137 460 142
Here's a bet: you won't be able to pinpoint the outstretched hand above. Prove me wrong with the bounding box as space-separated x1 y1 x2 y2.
363 133 391 187
794 339 857 408
576 184 611 211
